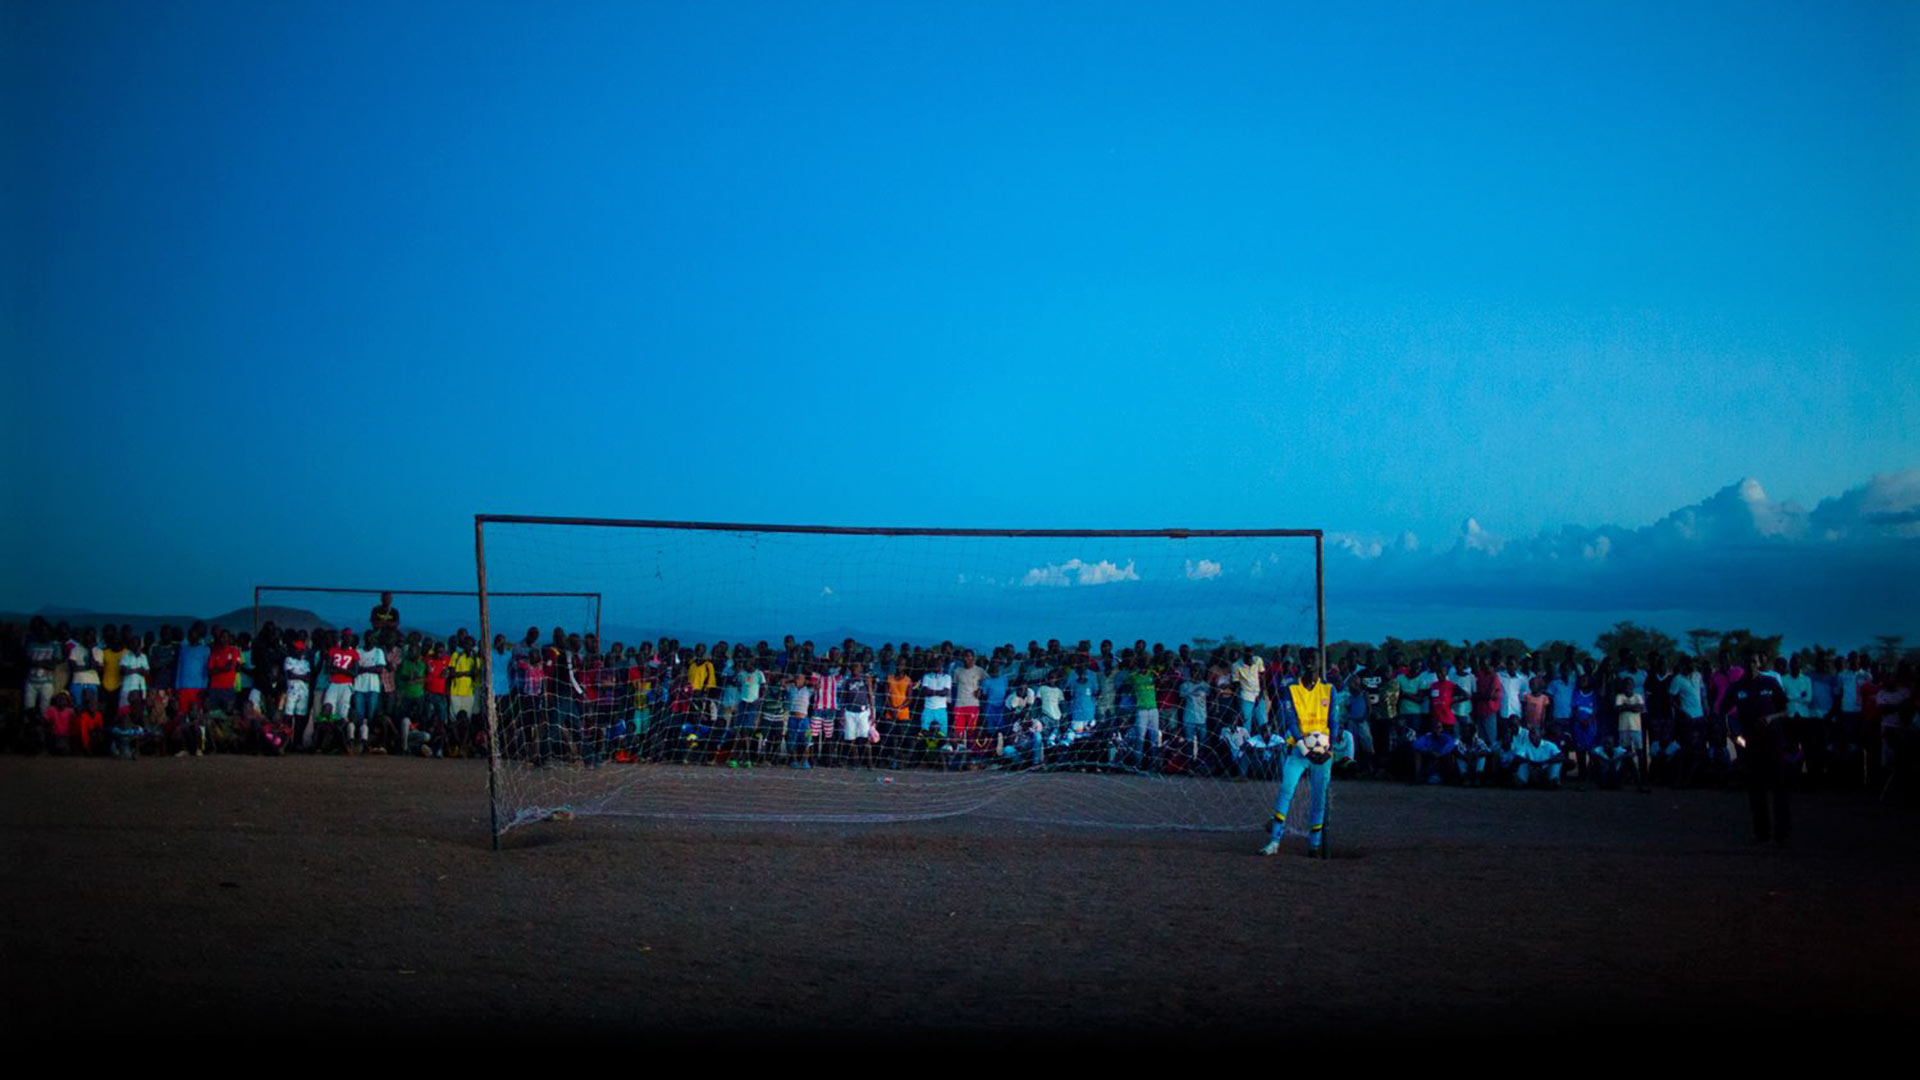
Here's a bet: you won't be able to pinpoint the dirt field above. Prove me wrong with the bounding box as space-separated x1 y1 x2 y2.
3 755 1916 1047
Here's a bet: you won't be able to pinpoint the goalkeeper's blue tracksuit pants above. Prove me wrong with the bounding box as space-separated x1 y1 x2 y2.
1269 749 1331 848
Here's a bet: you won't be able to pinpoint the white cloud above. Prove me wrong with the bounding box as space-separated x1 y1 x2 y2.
1460 517 1503 554
821 586 834 596
1184 559 1223 581
1020 558 1140 587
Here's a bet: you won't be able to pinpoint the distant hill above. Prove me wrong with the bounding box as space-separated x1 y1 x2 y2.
0 605 333 636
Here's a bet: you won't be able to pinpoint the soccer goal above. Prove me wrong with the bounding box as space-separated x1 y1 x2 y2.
474 516 1325 844
252 585 601 643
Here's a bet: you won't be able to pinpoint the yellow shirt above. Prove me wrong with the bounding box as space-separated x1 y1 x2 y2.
688 661 716 691
1290 680 1332 735
102 648 126 691
447 652 476 696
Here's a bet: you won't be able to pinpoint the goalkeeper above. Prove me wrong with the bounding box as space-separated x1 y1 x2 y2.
1260 651 1338 859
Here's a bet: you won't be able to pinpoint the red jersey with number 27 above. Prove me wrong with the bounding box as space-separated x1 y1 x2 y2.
328 647 359 685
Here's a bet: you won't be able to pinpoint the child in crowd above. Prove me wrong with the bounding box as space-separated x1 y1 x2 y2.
45 692 76 754
109 709 144 760
1613 675 1650 793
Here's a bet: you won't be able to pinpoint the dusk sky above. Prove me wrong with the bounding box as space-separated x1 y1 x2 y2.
5 1 1917 648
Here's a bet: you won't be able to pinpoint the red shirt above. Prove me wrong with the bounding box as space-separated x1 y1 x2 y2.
1427 679 1460 725
1472 667 1500 719
425 657 449 696
327 647 359 685
209 645 243 690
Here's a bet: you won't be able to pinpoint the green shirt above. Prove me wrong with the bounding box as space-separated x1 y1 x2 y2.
1129 671 1158 710
399 657 427 699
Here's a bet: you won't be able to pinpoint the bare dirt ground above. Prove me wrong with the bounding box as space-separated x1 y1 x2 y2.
3 755 1915 1048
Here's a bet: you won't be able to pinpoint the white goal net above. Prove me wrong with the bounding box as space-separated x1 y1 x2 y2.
475 518 1325 841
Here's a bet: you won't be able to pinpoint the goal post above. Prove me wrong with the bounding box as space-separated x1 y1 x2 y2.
474 515 1326 846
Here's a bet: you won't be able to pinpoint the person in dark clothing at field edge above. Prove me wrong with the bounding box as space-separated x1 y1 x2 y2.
1726 652 1792 845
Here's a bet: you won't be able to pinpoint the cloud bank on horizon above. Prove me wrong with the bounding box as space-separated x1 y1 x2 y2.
1322 471 1920 647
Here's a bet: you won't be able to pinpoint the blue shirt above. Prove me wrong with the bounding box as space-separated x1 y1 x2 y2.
981 673 1010 725
1809 675 1834 714
1067 673 1098 723
175 642 211 690
490 650 512 696
1839 670 1863 713
1547 678 1574 720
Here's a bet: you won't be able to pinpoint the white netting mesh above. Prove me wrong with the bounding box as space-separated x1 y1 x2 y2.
477 522 1322 838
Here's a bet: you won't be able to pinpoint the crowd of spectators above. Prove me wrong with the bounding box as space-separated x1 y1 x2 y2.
3 597 1916 804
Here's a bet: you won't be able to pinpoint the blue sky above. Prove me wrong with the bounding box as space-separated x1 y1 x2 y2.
4 1 1917 647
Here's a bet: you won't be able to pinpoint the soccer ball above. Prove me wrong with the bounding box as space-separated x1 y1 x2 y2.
1300 731 1331 757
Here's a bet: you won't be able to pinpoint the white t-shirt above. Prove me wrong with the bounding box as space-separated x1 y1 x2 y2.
121 652 150 695
1499 671 1527 717
1231 658 1265 701
69 644 102 686
284 654 312 684
1035 684 1065 721
353 647 386 693
920 672 952 710
953 664 985 709
1614 692 1645 733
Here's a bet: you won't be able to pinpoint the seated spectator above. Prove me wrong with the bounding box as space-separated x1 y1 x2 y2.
1507 727 1566 789
44 692 76 754
1456 720 1494 787
1410 722 1458 785
109 710 143 760
75 700 103 755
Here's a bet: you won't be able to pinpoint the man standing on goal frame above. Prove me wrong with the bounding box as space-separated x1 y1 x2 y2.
1261 649 1337 859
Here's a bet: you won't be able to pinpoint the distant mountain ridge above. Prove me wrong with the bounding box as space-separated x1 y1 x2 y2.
2 605 334 635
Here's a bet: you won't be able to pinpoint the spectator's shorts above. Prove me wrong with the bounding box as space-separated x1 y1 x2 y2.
322 682 354 718
25 681 54 712
283 681 310 717
922 706 949 735
450 694 475 720
1135 708 1161 735
1619 729 1645 752
843 707 873 741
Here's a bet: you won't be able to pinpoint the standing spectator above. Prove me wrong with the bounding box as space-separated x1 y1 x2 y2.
840 660 876 769
1726 653 1791 845
99 627 126 719
148 626 179 722
313 631 357 751
25 618 60 720
282 634 313 744
1614 674 1650 793
952 650 986 748
206 628 243 716
350 630 386 752
1231 649 1266 728
369 592 401 636
67 628 103 710
252 622 285 720
919 662 952 740
447 634 477 741
120 636 151 721
176 624 211 717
